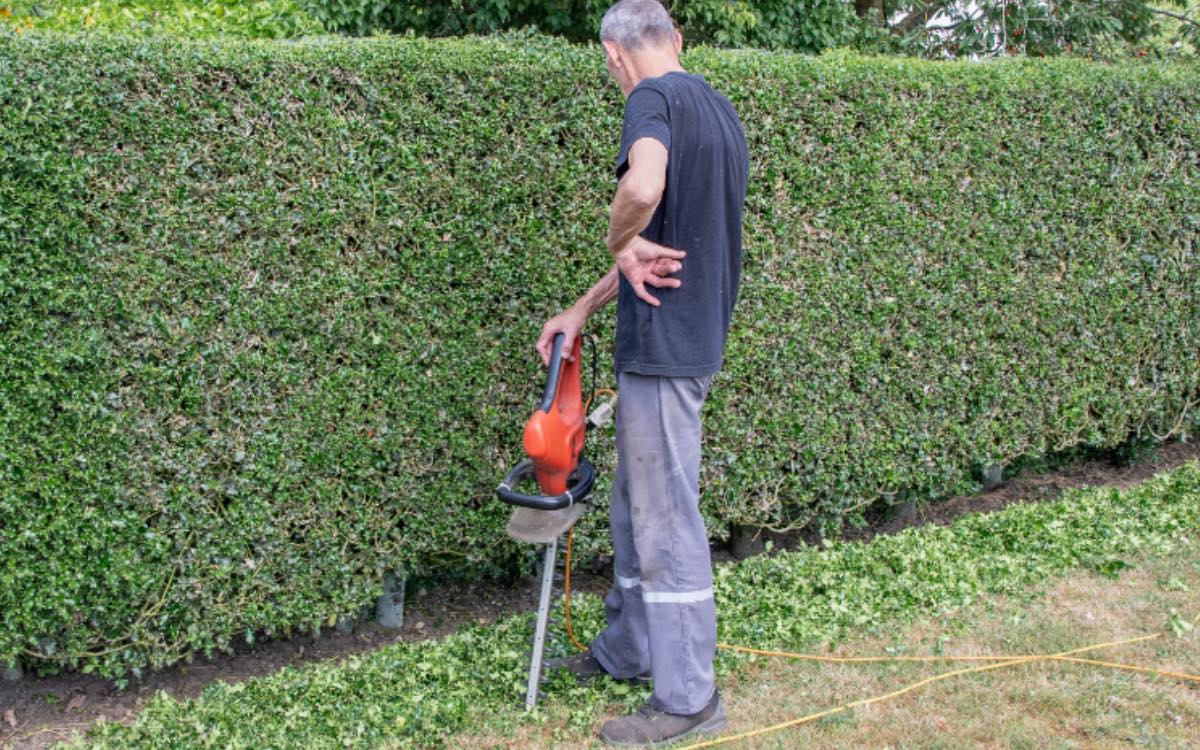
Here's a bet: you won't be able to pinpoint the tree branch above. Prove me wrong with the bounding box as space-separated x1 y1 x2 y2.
1149 6 1200 30
890 1 951 33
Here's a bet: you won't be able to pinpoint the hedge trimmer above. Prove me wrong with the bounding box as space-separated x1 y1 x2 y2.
495 332 613 711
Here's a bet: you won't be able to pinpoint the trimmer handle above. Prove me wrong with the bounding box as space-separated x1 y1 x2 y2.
539 332 567 413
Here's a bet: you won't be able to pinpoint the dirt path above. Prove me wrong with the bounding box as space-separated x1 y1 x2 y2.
3 439 1197 749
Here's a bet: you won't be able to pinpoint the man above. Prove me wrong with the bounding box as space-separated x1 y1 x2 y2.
535 0 749 745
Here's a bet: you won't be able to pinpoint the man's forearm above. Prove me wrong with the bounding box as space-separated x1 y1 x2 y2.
604 178 660 258
571 265 619 318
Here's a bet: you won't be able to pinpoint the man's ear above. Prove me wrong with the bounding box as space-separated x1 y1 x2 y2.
602 39 623 69
673 28 683 55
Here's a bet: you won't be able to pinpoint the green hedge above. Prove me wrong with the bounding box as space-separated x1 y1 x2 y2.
1 29 1198 679
70 461 1200 749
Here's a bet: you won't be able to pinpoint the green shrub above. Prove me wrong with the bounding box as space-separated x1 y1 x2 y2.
1 29 1197 679
297 0 608 40
299 0 867 54
0 0 324 38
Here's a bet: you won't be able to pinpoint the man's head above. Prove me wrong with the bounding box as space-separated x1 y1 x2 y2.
599 0 683 96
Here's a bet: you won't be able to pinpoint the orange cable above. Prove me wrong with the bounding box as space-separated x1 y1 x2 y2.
583 388 618 417
1048 654 1200 684
563 527 588 652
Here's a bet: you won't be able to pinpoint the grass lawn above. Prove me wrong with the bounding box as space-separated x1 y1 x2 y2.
458 550 1200 749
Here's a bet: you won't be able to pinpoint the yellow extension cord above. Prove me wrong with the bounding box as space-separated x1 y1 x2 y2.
561 528 1200 749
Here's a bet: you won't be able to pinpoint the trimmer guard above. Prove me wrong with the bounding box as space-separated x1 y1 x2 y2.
496 457 596 512
506 504 588 545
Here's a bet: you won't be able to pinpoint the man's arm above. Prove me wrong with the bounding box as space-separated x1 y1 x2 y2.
606 137 668 256
605 138 685 307
536 265 619 365
575 264 622 318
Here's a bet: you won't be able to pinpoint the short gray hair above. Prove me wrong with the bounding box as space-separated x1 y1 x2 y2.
599 0 676 50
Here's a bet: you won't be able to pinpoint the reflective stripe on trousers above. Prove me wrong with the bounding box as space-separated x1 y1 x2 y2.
590 370 717 715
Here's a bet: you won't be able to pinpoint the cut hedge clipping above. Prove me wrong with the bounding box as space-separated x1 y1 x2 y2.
1 29 1198 679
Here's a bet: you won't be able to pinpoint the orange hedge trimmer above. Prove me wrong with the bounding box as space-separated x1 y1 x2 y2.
495 332 610 711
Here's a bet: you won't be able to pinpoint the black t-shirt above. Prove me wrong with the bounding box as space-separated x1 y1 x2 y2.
613 71 749 377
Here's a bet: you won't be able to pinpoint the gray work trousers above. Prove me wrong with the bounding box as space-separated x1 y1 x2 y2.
590 370 717 715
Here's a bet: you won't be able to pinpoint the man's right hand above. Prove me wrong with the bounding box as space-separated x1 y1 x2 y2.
536 306 587 367
614 237 686 308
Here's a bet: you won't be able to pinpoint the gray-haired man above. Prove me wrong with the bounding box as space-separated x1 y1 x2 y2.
536 0 749 745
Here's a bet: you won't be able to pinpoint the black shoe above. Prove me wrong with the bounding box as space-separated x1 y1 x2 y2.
544 650 652 685
599 688 727 747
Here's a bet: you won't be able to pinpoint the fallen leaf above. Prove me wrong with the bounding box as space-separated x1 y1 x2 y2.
67 694 87 711
4 708 15 728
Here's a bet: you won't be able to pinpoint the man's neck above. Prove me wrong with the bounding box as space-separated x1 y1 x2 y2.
625 50 685 91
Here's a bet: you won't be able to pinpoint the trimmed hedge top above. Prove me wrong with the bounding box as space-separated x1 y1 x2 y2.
1 29 1198 678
